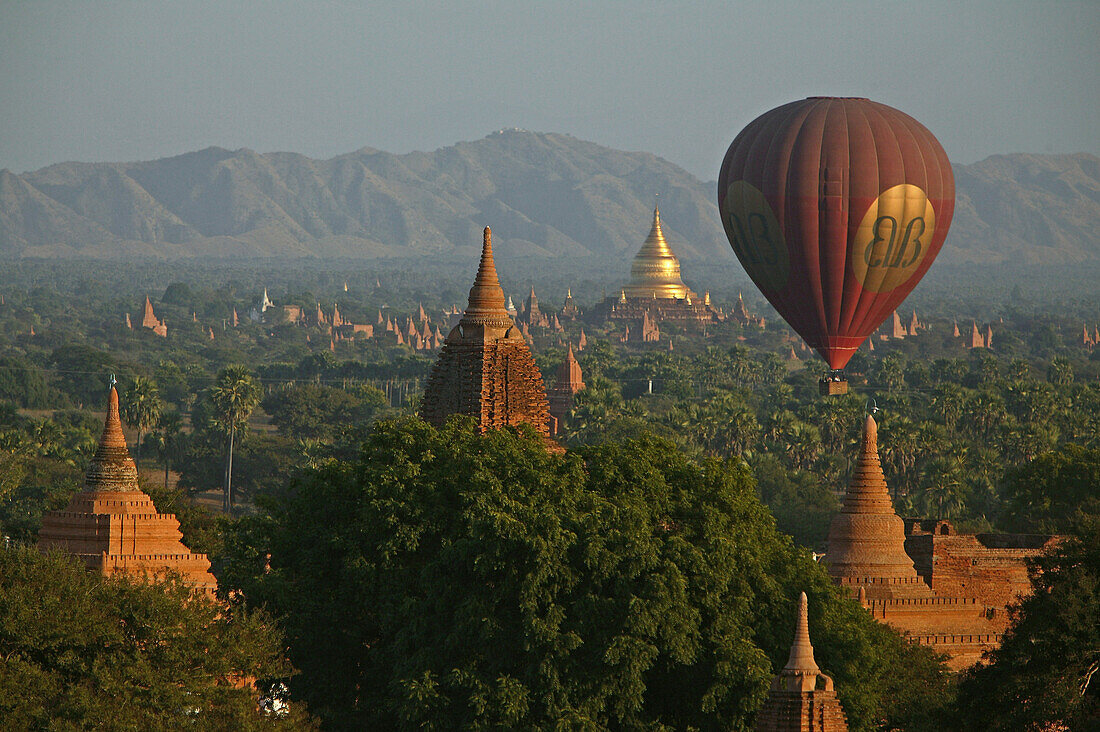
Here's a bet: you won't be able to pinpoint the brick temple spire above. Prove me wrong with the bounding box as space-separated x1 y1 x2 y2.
784 592 819 677
420 227 551 438
463 227 511 327
826 415 930 599
547 344 585 436
38 383 217 594
754 593 849 731
85 384 139 492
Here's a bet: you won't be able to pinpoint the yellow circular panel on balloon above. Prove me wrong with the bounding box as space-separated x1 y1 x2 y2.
720 181 790 292
851 184 937 293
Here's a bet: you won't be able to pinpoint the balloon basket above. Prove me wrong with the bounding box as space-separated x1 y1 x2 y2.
819 378 849 396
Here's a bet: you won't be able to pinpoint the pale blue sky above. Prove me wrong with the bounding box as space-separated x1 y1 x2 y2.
1 0 1096 178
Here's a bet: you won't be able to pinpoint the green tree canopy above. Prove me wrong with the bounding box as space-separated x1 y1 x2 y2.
0 355 66 409
223 419 950 730
999 444 1100 534
261 383 386 443
0 547 312 729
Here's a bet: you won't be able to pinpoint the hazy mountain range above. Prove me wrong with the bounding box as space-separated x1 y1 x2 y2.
1 130 1097 265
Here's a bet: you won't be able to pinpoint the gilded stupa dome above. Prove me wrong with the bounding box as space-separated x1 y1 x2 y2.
623 206 695 300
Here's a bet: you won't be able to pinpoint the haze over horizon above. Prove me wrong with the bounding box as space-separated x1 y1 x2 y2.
1 0 1097 180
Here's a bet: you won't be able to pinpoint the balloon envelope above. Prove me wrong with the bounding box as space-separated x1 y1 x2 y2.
718 97 955 370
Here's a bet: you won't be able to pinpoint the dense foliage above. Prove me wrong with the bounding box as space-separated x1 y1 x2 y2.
0 263 1096 728
223 418 951 731
555 341 1100 546
999 444 1100 534
1 260 1097 546
0 547 312 729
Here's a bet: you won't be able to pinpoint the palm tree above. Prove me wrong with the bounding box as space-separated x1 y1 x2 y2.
122 377 162 472
154 411 183 491
783 421 823 471
929 383 965 431
209 366 261 512
1047 357 1074 386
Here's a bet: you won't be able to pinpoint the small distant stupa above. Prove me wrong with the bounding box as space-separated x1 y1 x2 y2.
547 344 585 436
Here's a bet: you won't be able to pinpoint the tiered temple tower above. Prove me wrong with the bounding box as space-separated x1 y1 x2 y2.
38 385 217 595
421 227 551 437
754 593 849 732
547 344 585 436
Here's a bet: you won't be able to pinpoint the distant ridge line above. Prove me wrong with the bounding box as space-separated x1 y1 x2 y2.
1 134 1096 264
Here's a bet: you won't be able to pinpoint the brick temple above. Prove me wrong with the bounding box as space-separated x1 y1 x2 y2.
38 385 217 595
826 415 1054 669
754 593 849 732
141 295 167 337
420 227 551 439
547 343 585 436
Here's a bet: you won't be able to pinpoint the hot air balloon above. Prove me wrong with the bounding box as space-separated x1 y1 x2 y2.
718 97 955 395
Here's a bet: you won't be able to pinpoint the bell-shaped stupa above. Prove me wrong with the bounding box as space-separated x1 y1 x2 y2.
38 384 217 594
826 415 932 599
623 206 695 300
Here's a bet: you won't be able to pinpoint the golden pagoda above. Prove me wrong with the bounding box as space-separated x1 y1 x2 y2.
622 206 696 300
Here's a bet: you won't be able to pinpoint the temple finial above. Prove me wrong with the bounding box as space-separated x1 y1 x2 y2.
784 592 820 673
83 380 139 492
474 227 498 286
462 226 509 321
862 414 878 455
